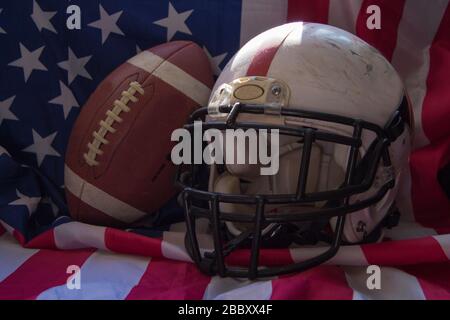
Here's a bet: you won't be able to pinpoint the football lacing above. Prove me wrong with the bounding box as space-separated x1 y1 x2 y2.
83 81 145 166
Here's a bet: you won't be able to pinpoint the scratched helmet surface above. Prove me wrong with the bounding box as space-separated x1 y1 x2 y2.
177 22 413 278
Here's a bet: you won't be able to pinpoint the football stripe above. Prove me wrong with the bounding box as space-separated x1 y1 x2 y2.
127 50 211 106
64 165 147 223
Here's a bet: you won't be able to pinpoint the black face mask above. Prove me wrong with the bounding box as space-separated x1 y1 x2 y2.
176 98 409 279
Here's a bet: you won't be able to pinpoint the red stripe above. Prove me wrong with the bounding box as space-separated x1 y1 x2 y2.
421 4 450 143
0 224 5 236
24 228 56 249
355 0 406 61
0 249 94 299
271 266 353 300
126 259 210 299
287 0 330 24
410 137 450 228
104 227 164 258
245 28 295 77
362 237 448 266
400 262 450 300
226 248 293 267
13 229 25 245
246 47 282 77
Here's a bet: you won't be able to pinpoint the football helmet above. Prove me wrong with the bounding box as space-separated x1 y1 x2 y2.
176 22 413 279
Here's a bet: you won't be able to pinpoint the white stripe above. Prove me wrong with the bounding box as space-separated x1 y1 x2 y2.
54 221 107 250
290 244 368 266
239 0 288 47
37 250 150 300
163 218 213 261
0 220 14 234
161 231 192 262
384 221 437 240
433 234 450 260
391 0 449 148
203 276 273 300
64 165 147 223
328 0 363 34
344 266 426 300
0 145 10 156
127 50 210 106
0 232 39 282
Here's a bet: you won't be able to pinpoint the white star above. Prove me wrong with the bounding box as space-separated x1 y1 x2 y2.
9 190 41 216
31 0 57 33
0 145 10 157
41 197 59 217
57 48 92 84
88 5 124 44
8 43 47 82
154 2 193 41
49 81 79 119
0 9 6 34
203 47 227 76
136 44 142 54
22 130 60 166
0 96 18 126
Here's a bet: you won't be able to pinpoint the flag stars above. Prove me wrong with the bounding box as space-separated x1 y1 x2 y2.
203 47 227 76
154 2 193 41
8 43 47 82
22 130 60 167
49 81 79 119
31 0 57 33
88 4 124 44
9 189 41 216
57 48 92 84
0 9 6 34
0 145 9 157
0 96 18 126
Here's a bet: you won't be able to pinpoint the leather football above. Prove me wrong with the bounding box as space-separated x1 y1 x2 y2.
64 41 214 227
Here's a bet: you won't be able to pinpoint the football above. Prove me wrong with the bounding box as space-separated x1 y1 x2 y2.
64 41 214 227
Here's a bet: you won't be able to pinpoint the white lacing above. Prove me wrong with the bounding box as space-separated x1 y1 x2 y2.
83 81 144 166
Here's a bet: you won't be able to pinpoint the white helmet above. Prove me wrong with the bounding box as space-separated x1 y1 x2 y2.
177 22 413 279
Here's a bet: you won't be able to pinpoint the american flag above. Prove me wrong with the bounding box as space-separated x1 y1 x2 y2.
0 0 449 299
